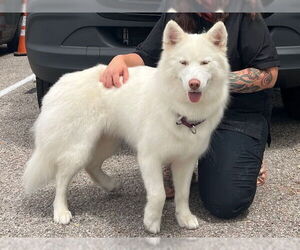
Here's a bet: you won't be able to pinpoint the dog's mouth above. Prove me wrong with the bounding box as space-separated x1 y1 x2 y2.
188 92 202 103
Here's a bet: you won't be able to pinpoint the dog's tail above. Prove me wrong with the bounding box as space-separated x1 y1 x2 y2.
23 150 56 194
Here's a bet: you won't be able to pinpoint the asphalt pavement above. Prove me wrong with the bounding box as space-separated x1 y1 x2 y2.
0 45 299 239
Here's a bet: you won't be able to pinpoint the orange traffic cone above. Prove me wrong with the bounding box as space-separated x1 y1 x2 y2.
14 0 27 56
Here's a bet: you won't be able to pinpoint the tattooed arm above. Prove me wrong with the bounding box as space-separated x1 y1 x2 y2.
229 67 278 93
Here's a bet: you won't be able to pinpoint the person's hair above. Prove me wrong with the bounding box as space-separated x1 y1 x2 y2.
174 13 258 33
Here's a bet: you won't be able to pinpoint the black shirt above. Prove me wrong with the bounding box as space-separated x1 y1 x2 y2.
135 13 280 140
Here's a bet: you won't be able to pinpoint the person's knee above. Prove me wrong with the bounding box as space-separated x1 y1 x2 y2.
203 199 253 219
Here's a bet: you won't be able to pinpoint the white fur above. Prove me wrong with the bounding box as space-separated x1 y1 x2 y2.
23 20 230 233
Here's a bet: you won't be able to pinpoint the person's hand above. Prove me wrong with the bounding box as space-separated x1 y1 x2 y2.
100 55 129 88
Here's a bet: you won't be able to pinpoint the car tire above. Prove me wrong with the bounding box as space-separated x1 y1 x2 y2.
7 16 22 52
281 87 300 120
36 77 53 108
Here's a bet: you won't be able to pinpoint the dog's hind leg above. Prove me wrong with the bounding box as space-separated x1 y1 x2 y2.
53 145 94 224
85 136 121 192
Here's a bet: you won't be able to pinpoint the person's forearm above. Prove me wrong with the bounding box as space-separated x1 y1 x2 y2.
229 67 278 93
120 53 145 67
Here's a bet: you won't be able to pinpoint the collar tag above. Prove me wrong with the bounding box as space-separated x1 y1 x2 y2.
190 125 197 134
176 115 205 135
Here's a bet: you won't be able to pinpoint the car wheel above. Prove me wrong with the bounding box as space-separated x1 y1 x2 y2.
36 77 53 108
281 87 300 120
7 16 22 52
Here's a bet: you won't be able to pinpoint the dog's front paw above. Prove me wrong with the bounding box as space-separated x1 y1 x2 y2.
176 212 199 229
144 217 161 234
53 209 72 224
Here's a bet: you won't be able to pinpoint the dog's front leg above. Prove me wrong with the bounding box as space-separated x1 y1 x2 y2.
172 159 199 229
138 155 165 234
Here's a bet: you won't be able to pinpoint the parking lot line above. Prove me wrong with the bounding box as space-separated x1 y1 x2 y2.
0 74 35 98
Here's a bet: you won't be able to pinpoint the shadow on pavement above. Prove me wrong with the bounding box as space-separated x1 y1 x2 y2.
0 45 12 57
270 89 300 149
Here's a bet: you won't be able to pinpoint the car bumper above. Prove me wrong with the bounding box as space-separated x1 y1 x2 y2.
27 13 300 88
26 13 159 83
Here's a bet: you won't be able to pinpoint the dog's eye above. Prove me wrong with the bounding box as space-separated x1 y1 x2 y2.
200 60 210 65
180 60 188 66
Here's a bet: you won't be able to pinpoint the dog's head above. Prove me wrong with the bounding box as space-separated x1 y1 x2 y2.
158 20 230 104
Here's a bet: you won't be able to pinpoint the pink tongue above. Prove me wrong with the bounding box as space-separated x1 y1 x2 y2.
188 92 202 103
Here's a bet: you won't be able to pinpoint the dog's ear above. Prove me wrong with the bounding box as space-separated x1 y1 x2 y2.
163 20 185 49
206 21 228 52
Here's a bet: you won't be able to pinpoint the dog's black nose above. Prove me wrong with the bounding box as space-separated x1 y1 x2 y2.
189 79 201 90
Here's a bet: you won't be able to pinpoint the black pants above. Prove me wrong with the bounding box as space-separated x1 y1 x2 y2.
198 117 268 219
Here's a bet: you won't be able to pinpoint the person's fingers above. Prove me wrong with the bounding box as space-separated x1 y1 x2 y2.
100 70 107 85
123 67 129 83
102 73 108 88
100 71 111 88
105 74 113 88
113 74 121 88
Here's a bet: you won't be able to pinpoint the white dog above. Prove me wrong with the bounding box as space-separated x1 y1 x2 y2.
23 20 230 233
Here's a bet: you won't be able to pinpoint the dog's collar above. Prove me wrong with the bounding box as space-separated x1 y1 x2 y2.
176 115 205 134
